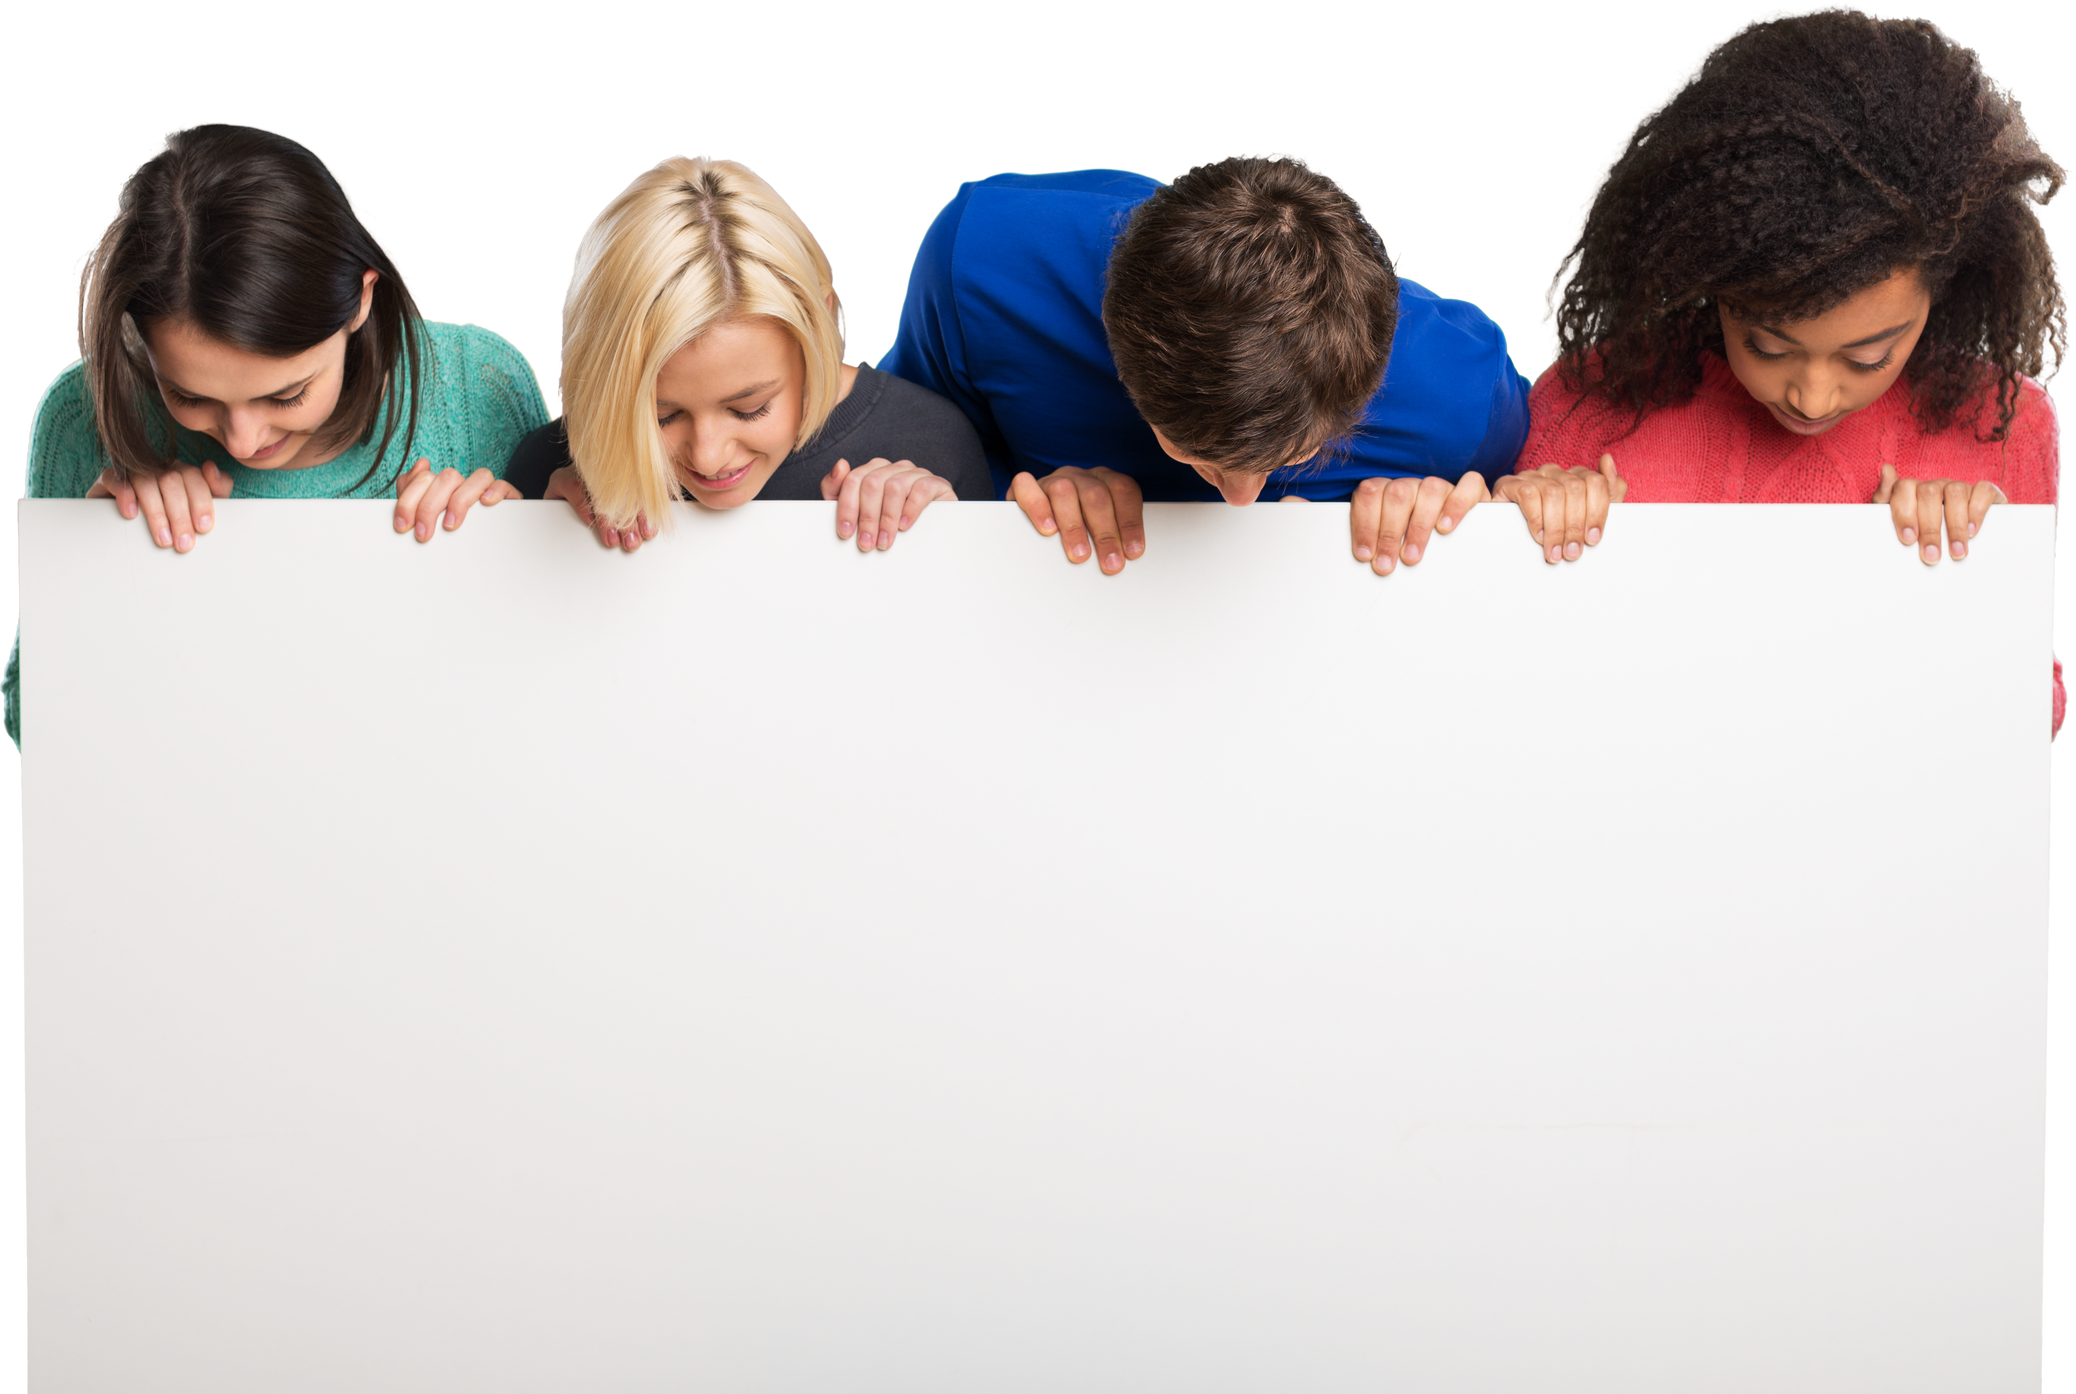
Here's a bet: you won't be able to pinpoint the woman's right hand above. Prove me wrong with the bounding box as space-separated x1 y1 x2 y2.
545 466 658 552
87 460 233 552
1493 454 1625 563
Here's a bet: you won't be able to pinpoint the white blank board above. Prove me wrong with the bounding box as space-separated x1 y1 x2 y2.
20 498 2055 1393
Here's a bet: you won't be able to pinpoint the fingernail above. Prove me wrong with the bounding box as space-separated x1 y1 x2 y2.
156 527 171 546
196 515 212 533
838 520 853 538
176 533 192 552
1355 546 1372 561
1565 542 1581 560
1534 528 1544 542
1376 557 1394 575
444 510 456 529
1436 516 1453 533
1404 543 1421 562
1041 521 1058 536
1072 543 1088 559
1548 547 1560 563
394 514 409 532
1968 522 1978 537
1902 527 1916 544
1126 540 1143 557
603 529 618 547
416 522 430 540
1953 542 1966 559
1924 544 1939 562
1586 527 1601 545
899 515 912 529
1105 551 1120 570
876 529 890 549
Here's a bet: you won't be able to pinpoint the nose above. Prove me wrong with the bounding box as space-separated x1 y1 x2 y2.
223 408 271 459
689 424 734 478
1783 368 1843 421
1215 472 1270 506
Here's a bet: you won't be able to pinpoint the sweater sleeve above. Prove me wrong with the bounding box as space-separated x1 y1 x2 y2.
877 185 1011 494
1997 379 2058 505
24 363 113 500
448 324 550 480
1513 362 1634 474
9 364 116 747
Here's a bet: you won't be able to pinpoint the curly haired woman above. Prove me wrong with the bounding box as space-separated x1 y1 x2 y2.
1504 10 2063 731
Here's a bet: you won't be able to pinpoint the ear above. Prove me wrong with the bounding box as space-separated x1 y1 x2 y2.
825 287 838 317
348 270 380 334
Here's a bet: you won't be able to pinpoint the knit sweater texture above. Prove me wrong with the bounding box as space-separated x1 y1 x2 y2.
1518 351 2058 503
7 320 548 746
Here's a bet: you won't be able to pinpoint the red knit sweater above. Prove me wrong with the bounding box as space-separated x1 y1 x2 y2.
1518 352 2063 734
1519 351 2059 502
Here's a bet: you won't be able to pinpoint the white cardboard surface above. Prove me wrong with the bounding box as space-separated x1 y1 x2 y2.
18 499 2056 1392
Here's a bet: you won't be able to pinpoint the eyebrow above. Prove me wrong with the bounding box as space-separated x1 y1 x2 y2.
157 371 318 402
1754 320 1917 351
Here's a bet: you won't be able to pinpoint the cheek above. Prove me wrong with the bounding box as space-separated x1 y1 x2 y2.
1721 344 1780 402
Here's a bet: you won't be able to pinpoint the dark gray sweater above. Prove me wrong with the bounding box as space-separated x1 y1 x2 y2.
502 364 992 503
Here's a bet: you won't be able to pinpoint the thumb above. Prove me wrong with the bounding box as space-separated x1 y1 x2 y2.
203 460 234 498
1872 463 1898 503
1600 452 1627 502
820 458 851 501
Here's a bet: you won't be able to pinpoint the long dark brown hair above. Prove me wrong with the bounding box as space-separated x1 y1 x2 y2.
80 124 424 490
1552 11 2064 439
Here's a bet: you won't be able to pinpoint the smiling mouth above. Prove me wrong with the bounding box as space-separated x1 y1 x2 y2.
688 463 753 490
243 435 290 462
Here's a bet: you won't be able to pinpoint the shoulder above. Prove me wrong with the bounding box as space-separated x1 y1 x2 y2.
1991 376 2058 503
870 367 981 433
26 361 110 498
420 321 540 388
933 170 1158 262
417 321 548 430
961 168 1160 207
848 366 990 497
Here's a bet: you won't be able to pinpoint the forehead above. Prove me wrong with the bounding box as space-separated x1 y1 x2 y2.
143 317 328 398
1741 267 1929 345
657 317 801 398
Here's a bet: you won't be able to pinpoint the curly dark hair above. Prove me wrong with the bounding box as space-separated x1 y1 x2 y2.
1552 10 2064 439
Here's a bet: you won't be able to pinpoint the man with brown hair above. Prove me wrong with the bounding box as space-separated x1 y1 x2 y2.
879 160 1531 577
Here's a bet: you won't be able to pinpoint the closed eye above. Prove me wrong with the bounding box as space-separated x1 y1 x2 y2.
730 401 774 422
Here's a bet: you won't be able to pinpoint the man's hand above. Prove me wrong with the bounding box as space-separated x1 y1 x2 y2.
88 460 233 552
1874 465 2003 564
1348 473 1489 576
1007 467 1146 574
1493 454 1625 563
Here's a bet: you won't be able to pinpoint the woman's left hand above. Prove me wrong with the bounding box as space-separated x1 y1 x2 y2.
393 459 519 542
821 457 957 552
1348 472 1490 575
1874 465 2004 564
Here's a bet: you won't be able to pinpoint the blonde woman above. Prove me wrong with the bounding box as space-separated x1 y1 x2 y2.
506 158 987 551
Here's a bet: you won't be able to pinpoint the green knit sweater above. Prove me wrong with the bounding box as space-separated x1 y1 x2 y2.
7 320 548 747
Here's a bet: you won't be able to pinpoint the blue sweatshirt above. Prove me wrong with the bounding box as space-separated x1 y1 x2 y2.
879 170 1532 503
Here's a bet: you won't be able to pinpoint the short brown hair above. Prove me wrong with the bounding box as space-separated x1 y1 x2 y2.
81 125 424 492
1102 157 1399 472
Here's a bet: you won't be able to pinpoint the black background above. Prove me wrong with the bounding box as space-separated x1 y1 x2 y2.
8 8 2067 494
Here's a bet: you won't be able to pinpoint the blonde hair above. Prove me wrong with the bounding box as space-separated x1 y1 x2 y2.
561 157 844 526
